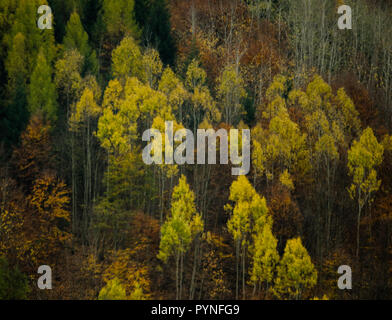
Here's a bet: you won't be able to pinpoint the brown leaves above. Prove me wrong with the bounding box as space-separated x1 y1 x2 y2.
268 184 303 248
11 115 53 186
170 0 285 97
0 116 71 274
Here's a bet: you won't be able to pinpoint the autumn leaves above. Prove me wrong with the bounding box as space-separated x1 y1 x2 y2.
158 172 317 300
157 175 203 300
225 175 317 300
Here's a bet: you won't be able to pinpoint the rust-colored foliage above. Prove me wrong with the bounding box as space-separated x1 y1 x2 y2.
11 115 53 187
81 212 160 298
199 232 232 299
127 212 160 266
267 183 303 250
332 73 381 134
319 249 355 299
170 0 285 96
0 116 71 275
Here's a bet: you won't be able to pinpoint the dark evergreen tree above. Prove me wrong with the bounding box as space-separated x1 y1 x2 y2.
81 0 102 35
28 49 58 122
64 11 99 75
0 257 29 300
48 0 72 42
135 0 176 66
0 78 29 148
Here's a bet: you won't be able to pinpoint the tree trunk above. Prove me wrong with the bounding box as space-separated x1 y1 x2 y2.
242 243 246 300
176 250 180 300
235 239 240 300
189 235 200 300
356 198 362 258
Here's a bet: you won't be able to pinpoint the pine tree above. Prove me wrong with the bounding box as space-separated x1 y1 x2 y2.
63 11 98 75
100 0 140 42
136 0 176 66
80 0 102 37
5 33 27 93
0 257 29 300
2 33 29 146
0 80 29 147
8 0 56 73
28 49 58 122
47 0 80 42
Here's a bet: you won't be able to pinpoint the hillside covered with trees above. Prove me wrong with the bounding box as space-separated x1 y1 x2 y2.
1 0 392 300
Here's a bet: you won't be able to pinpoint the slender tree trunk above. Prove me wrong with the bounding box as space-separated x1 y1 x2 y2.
71 131 77 235
252 282 256 298
176 250 180 300
357 197 362 258
189 235 200 300
242 244 246 300
235 239 240 300
180 251 184 299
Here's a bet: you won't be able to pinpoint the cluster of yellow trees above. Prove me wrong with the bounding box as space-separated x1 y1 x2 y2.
51 33 390 299
99 174 317 300
2 0 392 300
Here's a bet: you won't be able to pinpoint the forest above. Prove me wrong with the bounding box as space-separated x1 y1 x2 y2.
0 0 392 300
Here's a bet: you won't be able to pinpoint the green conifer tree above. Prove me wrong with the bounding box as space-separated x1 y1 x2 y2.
28 49 58 122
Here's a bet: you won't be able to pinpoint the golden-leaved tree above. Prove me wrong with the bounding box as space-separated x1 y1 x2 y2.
225 175 270 299
348 127 384 257
273 237 317 299
157 175 203 300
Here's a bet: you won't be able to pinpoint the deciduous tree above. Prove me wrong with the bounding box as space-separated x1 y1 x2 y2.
273 237 317 299
348 127 383 257
158 175 203 299
226 175 270 299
